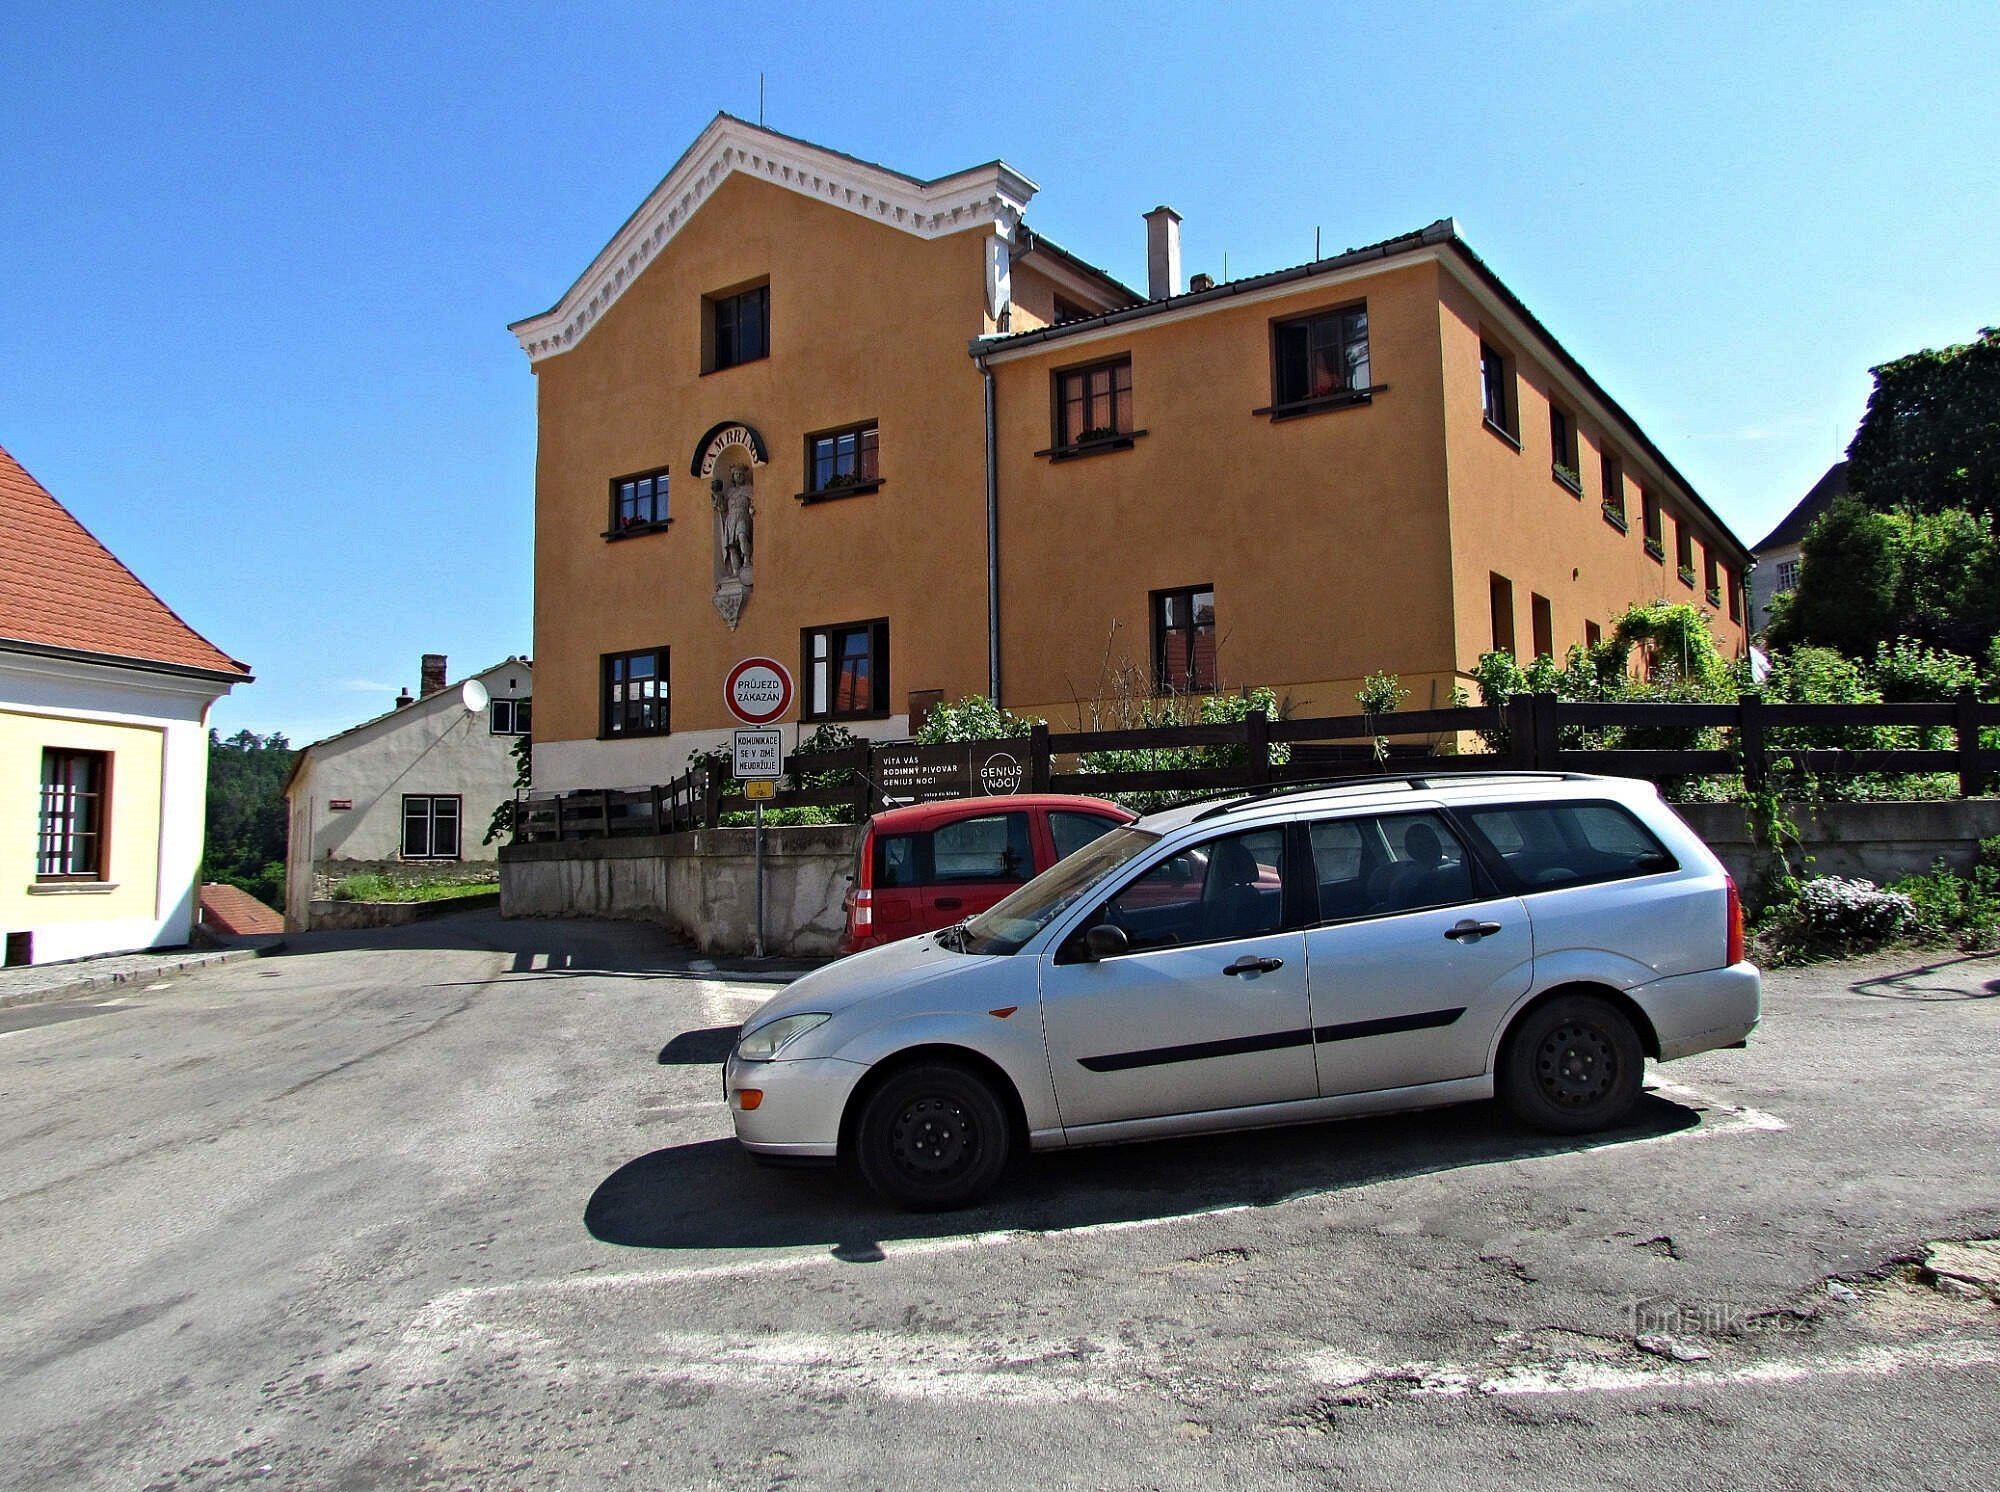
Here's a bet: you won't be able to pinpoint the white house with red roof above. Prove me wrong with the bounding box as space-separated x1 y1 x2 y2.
0 443 250 965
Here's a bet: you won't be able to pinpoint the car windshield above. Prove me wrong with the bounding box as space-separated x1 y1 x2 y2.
953 825 1160 955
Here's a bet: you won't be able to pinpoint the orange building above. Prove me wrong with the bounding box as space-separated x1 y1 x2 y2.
512 116 1749 792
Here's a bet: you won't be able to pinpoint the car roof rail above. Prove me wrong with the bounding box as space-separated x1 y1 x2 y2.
1187 770 1595 823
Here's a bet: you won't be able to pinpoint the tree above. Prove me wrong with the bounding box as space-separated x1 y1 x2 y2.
1765 496 1902 656
203 729 296 908
1768 497 2000 659
1846 327 2000 519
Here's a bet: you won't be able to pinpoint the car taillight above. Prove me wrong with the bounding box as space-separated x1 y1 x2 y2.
1725 874 1744 966
851 888 872 931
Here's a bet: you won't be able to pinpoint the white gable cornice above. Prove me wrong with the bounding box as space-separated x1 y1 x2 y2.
510 115 1039 363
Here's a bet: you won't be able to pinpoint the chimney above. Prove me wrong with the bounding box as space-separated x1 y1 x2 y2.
420 654 448 698
1189 271 1215 293
395 687 414 709
1144 206 1182 300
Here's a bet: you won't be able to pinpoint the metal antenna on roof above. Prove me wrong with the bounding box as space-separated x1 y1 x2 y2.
759 73 765 126
1315 226 1321 260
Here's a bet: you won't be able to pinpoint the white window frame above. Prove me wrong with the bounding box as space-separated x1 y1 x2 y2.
402 795 462 861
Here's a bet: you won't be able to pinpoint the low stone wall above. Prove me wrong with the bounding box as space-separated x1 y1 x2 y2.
500 826 860 957
305 891 503 931
308 861 501 902
1675 799 2000 894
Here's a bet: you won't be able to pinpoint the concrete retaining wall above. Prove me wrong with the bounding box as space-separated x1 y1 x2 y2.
499 801 2000 954
500 826 859 957
1676 800 2000 896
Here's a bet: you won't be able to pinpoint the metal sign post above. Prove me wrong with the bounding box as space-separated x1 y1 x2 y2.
732 726 787 960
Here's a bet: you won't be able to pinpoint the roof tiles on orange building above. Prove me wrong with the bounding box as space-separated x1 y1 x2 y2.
0 442 248 678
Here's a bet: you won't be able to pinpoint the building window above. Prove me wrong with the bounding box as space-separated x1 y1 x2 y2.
1272 303 1370 410
1704 550 1722 606
490 698 532 735
601 647 669 738
1676 519 1696 585
1550 405 1581 492
803 421 880 499
1641 490 1664 559
1601 450 1626 528
609 467 669 534
1489 574 1515 657
1480 340 1516 440
1052 294 1089 324
803 620 890 720
1585 619 1603 649
1776 558 1801 592
706 283 769 372
1725 565 1743 622
1153 586 1217 694
37 748 108 880
402 795 461 861
1054 357 1134 450
1531 594 1554 660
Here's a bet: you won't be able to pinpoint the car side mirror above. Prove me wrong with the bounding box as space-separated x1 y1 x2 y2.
1082 923 1129 962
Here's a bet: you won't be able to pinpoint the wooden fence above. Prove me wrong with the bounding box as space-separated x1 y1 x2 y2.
513 692 2000 843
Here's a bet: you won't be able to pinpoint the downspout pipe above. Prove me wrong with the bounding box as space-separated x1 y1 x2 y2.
978 351 1000 703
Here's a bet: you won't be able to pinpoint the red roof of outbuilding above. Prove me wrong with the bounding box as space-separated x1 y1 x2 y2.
199 883 285 936
0 442 249 679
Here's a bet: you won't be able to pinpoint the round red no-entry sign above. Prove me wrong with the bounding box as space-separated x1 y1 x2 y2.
724 657 794 725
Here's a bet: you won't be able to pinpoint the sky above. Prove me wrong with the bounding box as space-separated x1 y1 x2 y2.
3 1 1994 744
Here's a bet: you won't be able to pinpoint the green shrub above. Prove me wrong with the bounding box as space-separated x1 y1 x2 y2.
1078 686 1290 814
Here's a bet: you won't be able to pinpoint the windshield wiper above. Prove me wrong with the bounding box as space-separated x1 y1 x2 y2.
938 919 972 952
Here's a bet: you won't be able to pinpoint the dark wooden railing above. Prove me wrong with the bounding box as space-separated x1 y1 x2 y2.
512 692 2000 843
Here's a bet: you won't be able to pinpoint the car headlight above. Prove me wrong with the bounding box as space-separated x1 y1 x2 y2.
736 1012 832 1061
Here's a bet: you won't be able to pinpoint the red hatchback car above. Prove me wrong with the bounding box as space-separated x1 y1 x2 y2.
840 794 1136 954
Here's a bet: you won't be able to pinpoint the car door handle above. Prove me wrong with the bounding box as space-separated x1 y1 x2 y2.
1444 919 1502 942
1223 955 1284 976
935 897 963 911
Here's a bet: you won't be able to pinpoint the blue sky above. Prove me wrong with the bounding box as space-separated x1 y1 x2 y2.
3 1 1993 743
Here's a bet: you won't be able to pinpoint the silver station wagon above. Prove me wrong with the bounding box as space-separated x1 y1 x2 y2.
725 772 1760 1209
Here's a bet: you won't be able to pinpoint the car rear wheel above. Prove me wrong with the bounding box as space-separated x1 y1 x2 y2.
852 1062 1012 1211
1499 994 1644 1134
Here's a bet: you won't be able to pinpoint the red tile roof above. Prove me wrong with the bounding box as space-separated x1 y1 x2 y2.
0 442 249 678
199 883 285 936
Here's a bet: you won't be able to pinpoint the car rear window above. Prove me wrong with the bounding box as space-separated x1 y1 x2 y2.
931 811 1034 883
873 832 922 889
1457 800 1675 893
1050 810 1121 861
1308 810 1476 922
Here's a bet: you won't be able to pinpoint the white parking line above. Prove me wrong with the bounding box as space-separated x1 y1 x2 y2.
1297 1335 2000 1401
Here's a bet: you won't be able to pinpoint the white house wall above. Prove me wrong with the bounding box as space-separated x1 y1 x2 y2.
0 650 232 964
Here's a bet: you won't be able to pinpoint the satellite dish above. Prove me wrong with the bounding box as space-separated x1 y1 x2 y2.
460 678 490 713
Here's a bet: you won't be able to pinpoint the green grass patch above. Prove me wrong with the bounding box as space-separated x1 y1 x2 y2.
327 874 499 904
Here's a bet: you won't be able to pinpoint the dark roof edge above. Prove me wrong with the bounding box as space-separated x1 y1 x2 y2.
1014 227 1143 307
973 219 1458 356
1439 237 1749 564
288 656 532 776
0 635 252 685
1752 460 1848 551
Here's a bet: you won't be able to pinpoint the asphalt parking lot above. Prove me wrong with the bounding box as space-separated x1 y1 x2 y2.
3 909 1999 1490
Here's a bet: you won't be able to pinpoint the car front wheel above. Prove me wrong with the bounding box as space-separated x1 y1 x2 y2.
852 1061 1012 1211
1499 994 1644 1134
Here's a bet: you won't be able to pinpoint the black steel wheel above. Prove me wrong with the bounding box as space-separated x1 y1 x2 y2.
852 1062 1012 1211
1499 993 1644 1134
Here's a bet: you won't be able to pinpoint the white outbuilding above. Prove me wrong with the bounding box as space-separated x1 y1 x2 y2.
282 655 532 929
